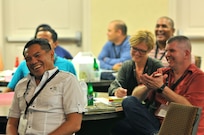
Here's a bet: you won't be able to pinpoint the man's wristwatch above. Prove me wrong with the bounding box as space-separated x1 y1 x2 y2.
157 84 166 93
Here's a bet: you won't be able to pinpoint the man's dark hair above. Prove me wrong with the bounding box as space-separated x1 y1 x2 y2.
34 27 58 42
36 24 51 30
23 38 52 56
159 16 175 29
34 24 52 39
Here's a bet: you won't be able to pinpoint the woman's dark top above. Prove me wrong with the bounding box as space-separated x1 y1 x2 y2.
108 57 163 96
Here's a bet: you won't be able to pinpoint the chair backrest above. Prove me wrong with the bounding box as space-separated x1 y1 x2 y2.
194 55 202 68
158 102 202 135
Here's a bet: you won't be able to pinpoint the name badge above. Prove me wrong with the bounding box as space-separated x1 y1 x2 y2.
155 104 168 118
18 114 28 135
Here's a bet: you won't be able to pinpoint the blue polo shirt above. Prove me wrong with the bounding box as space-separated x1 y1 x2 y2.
7 54 76 91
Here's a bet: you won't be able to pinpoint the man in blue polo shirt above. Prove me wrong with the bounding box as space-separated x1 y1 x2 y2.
98 20 131 71
3 28 76 93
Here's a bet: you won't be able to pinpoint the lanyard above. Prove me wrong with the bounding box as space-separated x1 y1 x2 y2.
167 69 189 90
113 45 121 58
112 36 127 58
155 44 166 60
24 69 59 115
145 69 188 113
146 69 189 112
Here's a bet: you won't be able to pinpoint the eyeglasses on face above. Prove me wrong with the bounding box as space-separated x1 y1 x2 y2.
131 47 148 55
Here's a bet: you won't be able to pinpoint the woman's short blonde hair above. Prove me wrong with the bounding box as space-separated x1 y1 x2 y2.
129 30 155 51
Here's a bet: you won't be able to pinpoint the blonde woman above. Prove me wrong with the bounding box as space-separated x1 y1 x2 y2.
108 30 163 97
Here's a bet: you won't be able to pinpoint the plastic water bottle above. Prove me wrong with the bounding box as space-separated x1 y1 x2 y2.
79 80 88 106
87 82 94 106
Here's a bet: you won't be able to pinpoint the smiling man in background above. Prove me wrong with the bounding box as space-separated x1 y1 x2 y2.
149 16 175 66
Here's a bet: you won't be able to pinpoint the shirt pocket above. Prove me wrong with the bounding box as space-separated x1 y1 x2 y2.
17 92 27 111
36 86 62 110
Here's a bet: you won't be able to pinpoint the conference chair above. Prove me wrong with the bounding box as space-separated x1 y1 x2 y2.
194 55 201 68
158 102 202 135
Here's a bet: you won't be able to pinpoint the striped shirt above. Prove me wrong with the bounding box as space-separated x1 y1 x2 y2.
149 46 168 67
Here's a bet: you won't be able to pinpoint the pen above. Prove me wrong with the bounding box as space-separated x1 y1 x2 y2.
115 79 122 87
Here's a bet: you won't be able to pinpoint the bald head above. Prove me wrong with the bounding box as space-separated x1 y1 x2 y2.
110 20 127 35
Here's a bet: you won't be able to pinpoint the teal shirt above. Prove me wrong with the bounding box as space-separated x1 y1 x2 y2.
7 55 76 90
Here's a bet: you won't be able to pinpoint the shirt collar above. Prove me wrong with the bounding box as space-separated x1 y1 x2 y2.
28 67 58 81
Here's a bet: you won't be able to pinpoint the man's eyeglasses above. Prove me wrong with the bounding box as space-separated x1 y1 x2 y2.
131 47 148 55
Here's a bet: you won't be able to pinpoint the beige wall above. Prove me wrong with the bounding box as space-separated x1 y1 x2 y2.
90 0 169 57
1 0 83 69
2 0 203 70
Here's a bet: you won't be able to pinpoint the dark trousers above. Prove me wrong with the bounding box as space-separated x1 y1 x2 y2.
111 96 160 135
